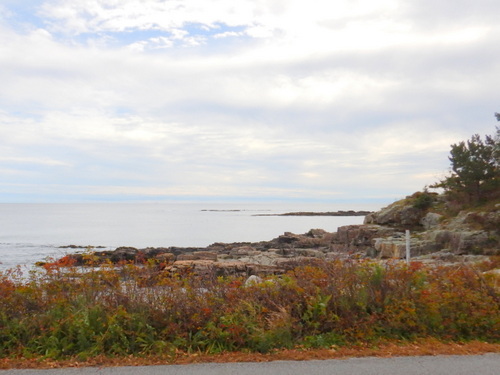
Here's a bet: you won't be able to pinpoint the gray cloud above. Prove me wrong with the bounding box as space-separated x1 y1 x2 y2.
0 0 498 203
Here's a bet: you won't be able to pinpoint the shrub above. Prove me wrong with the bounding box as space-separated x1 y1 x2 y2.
0 259 498 360
412 191 435 210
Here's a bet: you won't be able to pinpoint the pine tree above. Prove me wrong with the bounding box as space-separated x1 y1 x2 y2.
433 129 499 204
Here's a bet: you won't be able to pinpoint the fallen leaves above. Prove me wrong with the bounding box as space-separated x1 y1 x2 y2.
1 339 499 370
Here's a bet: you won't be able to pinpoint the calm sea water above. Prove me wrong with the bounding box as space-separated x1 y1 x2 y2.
0 202 380 271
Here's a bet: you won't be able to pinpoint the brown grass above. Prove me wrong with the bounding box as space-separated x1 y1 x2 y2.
1 339 499 369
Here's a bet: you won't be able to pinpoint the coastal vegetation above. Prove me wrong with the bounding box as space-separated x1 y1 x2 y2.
0 257 498 363
431 126 499 205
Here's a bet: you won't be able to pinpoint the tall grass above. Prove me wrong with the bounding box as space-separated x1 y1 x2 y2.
0 258 498 359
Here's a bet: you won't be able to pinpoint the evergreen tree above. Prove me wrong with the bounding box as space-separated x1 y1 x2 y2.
434 128 499 203
495 126 500 168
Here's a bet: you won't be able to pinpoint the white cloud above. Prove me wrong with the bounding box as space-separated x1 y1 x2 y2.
39 0 258 35
33 0 418 52
0 0 499 202
0 156 70 167
213 31 245 39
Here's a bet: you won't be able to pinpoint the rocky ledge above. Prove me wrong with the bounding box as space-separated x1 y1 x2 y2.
254 210 373 216
46 193 499 278
52 229 336 278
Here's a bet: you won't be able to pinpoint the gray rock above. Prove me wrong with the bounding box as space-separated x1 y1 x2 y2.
110 247 138 262
374 238 406 259
245 275 263 286
420 212 443 230
336 225 398 249
155 253 175 262
230 246 258 256
176 253 197 261
306 228 329 238
238 253 278 266
297 249 326 259
364 203 425 227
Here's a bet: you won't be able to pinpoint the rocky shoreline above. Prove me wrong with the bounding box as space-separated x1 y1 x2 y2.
45 194 499 278
253 210 372 216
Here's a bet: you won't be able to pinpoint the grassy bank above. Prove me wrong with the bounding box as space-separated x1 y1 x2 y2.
0 257 499 362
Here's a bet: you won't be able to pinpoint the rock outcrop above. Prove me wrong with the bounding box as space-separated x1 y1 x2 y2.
363 194 499 258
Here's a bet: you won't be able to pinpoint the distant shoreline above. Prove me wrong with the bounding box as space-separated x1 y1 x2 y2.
253 210 373 217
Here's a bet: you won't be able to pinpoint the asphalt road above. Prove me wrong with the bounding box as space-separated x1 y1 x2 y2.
1 354 499 375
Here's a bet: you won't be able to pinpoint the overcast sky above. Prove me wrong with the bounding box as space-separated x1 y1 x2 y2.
1 0 499 204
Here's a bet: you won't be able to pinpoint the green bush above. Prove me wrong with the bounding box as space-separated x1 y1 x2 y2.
412 191 435 210
0 259 498 360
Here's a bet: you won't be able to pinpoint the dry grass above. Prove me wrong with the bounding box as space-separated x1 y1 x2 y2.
1 339 499 369
1 260 498 368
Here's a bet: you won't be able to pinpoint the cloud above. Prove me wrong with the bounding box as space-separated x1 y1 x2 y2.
0 0 499 202
0 156 70 167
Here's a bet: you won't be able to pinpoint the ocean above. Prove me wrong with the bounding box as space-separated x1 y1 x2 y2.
0 202 381 271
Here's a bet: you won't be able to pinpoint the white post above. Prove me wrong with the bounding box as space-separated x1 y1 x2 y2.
405 229 411 264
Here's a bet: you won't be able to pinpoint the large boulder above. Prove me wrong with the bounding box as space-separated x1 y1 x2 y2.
424 229 493 255
237 253 279 266
374 239 406 259
335 225 398 252
374 237 440 259
420 212 443 230
108 247 138 262
364 203 424 227
275 231 331 248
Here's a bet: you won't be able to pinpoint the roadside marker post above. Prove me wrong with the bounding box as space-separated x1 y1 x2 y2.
406 230 410 264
